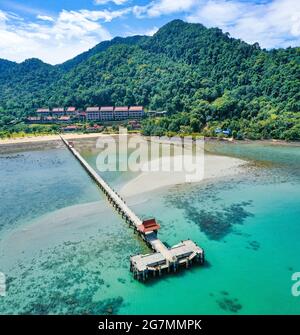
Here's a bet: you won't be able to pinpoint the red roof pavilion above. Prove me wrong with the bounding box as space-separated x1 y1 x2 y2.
138 219 161 233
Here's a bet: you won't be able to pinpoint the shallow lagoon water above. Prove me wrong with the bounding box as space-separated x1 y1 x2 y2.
0 140 299 314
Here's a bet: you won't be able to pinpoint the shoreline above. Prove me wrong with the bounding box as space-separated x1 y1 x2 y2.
204 137 300 147
0 132 107 145
0 132 299 147
0 133 108 153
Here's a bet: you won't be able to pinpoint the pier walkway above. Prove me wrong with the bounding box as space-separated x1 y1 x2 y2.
60 136 142 228
60 136 204 281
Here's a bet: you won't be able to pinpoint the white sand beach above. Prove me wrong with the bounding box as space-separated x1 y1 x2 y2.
0 132 107 145
117 135 247 196
119 154 246 197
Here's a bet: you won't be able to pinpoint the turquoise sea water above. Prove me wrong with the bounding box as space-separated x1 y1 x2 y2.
0 139 299 314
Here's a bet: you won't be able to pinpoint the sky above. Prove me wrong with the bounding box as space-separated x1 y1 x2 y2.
0 0 299 64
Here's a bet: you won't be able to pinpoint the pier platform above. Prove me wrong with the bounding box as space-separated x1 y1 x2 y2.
130 239 204 280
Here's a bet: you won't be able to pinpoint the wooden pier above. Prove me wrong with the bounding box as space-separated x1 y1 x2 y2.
60 136 205 281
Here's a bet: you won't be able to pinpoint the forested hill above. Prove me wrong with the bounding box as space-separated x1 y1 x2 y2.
59 35 146 71
0 19 299 140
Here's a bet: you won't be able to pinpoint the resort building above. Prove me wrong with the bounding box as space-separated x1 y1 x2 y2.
147 110 167 117
114 106 129 120
156 111 167 117
100 106 114 121
215 128 231 136
78 112 87 122
86 107 100 121
52 107 65 117
35 105 145 122
58 116 70 122
86 124 104 133
66 107 77 115
36 108 50 117
27 117 41 123
129 106 144 118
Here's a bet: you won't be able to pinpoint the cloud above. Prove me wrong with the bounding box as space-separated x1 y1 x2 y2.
37 15 55 22
144 26 159 36
0 9 130 64
0 0 299 65
131 0 300 48
0 10 8 22
187 0 300 48
122 24 159 37
188 0 244 27
133 0 196 18
78 8 131 22
94 0 129 4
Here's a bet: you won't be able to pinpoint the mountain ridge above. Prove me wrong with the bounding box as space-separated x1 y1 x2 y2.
0 20 264 67
0 19 299 140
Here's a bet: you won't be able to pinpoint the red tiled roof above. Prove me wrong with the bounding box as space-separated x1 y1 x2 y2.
129 106 144 111
138 219 161 233
100 106 114 112
67 107 76 112
114 106 129 112
86 107 100 112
